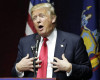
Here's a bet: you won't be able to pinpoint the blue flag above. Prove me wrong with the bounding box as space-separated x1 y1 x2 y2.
81 0 100 80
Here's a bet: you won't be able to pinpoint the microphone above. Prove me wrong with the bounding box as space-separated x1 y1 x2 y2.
32 35 41 78
35 35 41 57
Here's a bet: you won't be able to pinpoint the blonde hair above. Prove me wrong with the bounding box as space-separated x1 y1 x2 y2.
31 3 56 16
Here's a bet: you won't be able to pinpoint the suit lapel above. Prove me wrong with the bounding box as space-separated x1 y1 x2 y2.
54 30 67 59
53 30 67 77
29 34 37 57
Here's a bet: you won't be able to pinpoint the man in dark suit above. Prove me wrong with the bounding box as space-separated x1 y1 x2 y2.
12 3 92 80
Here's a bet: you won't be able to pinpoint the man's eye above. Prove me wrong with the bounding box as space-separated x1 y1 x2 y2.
40 14 45 18
32 17 36 21
41 15 44 18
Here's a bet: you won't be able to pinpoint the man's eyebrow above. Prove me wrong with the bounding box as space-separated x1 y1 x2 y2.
32 15 37 18
39 13 44 16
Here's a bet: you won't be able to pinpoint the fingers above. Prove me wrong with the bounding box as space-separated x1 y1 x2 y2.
33 57 38 60
51 65 59 72
51 55 69 72
28 62 33 65
36 60 42 64
51 62 58 65
29 64 42 70
51 61 59 72
29 57 34 61
51 65 57 68
62 54 66 60
54 69 59 72
35 65 41 68
24 54 29 59
29 69 34 72
54 57 59 62
62 54 68 62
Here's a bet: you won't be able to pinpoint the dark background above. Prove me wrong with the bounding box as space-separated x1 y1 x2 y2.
0 0 99 77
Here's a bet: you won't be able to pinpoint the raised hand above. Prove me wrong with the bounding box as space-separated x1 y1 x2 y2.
16 54 42 72
51 54 72 72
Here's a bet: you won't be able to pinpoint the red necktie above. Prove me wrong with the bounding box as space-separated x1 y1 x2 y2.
37 37 48 78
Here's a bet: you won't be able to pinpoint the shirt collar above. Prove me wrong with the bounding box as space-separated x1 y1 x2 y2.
40 28 57 42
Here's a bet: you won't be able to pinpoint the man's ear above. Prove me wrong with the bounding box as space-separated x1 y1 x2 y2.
52 15 57 23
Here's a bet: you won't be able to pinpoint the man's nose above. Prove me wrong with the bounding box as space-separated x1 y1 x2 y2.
37 17 41 24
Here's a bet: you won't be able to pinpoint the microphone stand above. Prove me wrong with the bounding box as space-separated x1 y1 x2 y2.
31 46 37 78
31 35 41 78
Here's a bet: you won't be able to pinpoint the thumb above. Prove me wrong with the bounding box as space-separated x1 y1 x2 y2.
24 54 29 59
62 54 68 61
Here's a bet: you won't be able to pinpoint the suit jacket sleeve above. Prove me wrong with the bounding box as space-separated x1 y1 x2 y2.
71 37 92 79
11 38 24 77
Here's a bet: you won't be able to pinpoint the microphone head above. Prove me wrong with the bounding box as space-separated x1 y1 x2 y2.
35 35 41 56
36 35 41 41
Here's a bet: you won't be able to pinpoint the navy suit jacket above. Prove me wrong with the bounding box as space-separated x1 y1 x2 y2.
12 29 92 80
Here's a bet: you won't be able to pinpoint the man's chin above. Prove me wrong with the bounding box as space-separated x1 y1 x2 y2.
39 33 48 37
38 32 45 37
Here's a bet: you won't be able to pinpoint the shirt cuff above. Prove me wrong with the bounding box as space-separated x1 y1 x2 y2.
66 69 72 76
15 65 24 77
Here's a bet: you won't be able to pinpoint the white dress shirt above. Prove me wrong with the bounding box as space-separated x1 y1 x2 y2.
16 28 72 77
38 28 57 78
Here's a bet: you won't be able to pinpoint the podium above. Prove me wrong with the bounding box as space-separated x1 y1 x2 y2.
0 78 56 80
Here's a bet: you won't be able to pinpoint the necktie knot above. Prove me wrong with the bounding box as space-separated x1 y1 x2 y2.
43 37 48 42
43 37 48 46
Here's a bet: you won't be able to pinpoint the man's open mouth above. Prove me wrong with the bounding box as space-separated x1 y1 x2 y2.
39 25 43 28
38 25 44 30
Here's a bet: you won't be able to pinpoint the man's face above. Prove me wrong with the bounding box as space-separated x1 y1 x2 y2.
32 8 56 37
